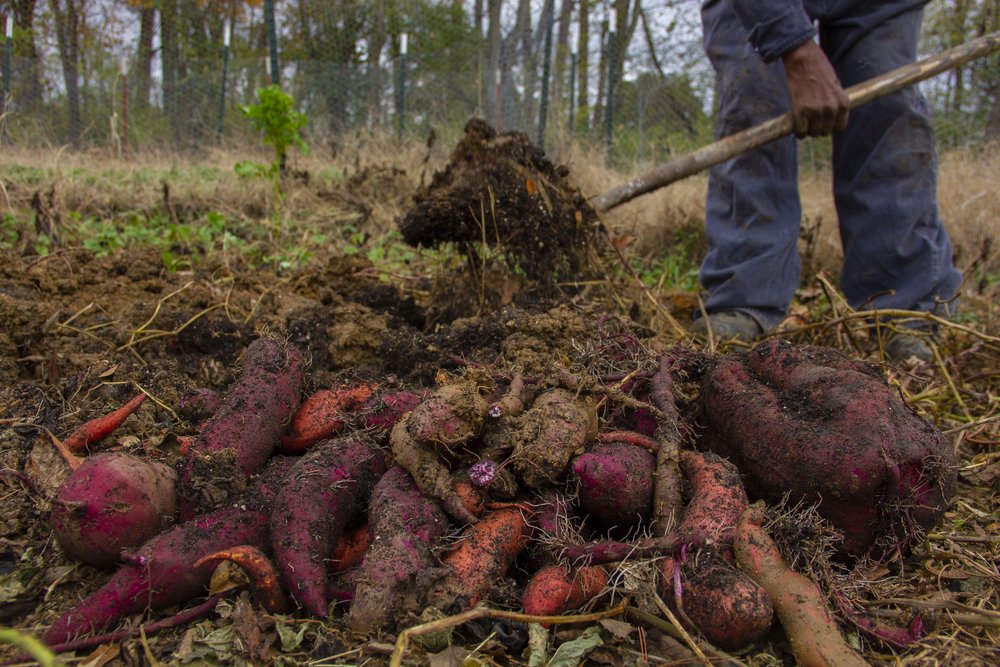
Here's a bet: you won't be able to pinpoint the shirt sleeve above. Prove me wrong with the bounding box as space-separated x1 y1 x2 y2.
726 0 817 63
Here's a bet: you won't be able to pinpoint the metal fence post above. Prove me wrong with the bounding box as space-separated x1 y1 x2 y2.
537 0 554 149
120 56 129 161
604 7 617 148
397 32 408 141
217 20 230 143
265 0 279 85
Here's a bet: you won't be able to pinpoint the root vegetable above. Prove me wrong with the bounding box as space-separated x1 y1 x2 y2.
675 450 748 554
700 339 957 556
348 466 448 632
330 523 372 573
512 388 598 490
650 356 684 535
735 503 867 666
176 389 222 424
660 550 774 651
43 457 291 645
522 564 607 621
572 442 654 526
430 508 529 611
179 337 304 516
361 389 429 434
270 438 386 617
50 453 177 569
194 545 288 613
61 392 147 453
279 383 377 454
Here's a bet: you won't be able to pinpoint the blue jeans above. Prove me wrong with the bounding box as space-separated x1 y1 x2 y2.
699 0 962 330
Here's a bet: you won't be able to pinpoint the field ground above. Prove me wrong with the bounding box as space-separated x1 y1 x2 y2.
0 134 998 666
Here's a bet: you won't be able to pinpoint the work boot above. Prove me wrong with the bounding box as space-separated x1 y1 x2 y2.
690 311 765 343
884 332 933 363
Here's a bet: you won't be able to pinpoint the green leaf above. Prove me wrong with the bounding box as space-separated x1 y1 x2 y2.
545 626 603 667
275 619 307 651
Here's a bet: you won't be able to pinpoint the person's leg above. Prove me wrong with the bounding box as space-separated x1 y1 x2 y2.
824 5 962 321
699 0 803 331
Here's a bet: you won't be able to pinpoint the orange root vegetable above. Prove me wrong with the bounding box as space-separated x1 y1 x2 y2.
660 549 774 651
522 564 607 622
452 476 486 518
270 438 386 618
676 450 748 554
330 524 372 573
431 508 529 611
62 392 147 453
50 452 177 569
278 383 377 455
195 545 288 613
735 503 867 667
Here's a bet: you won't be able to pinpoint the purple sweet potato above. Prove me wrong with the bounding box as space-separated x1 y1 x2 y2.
176 388 222 425
270 438 386 617
572 442 655 527
50 453 177 569
347 465 448 632
179 336 304 516
43 457 292 646
699 339 957 556
360 388 429 434
675 450 749 553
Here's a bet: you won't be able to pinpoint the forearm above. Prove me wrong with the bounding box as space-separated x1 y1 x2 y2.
725 0 815 62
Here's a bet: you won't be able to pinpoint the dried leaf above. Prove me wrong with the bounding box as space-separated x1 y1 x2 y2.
546 625 603 667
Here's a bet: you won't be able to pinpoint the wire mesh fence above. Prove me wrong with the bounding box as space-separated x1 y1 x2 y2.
0 1 996 165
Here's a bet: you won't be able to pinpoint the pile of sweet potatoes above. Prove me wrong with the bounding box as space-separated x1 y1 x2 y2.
33 336 956 663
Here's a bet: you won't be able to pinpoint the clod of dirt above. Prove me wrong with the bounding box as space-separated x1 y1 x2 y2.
400 118 601 287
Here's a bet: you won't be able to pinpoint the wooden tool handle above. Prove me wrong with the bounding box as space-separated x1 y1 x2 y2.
592 31 1000 213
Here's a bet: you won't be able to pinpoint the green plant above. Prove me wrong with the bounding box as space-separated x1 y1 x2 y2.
237 85 310 205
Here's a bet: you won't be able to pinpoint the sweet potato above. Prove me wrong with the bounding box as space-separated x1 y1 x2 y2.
270 438 386 617
736 503 867 666
430 508 529 611
194 545 288 613
511 388 598 490
572 442 654 527
176 388 222 424
179 336 304 516
660 549 774 651
360 388 429 434
43 457 291 645
330 523 372 573
278 383 376 454
390 380 491 524
522 564 607 620
348 465 449 632
700 339 957 556
61 392 147 454
675 450 748 554
50 453 177 569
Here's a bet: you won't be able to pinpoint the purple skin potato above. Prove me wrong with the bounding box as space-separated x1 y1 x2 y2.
348 465 448 632
572 442 655 526
43 457 291 646
50 453 178 569
513 388 598 490
661 549 774 651
699 339 957 556
270 438 387 618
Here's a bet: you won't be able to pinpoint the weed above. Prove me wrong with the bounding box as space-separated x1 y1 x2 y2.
236 85 310 207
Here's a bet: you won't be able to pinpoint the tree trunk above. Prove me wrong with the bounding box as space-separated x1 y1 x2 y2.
366 0 388 127
12 0 43 112
160 0 180 147
516 0 538 133
486 0 502 126
551 0 573 133
576 0 590 132
52 0 82 148
135 7 155 108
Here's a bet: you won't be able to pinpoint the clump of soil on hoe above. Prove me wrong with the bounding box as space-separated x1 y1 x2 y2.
0 121 985 666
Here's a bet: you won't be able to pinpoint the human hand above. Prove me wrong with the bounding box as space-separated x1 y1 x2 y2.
781 40 849 137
